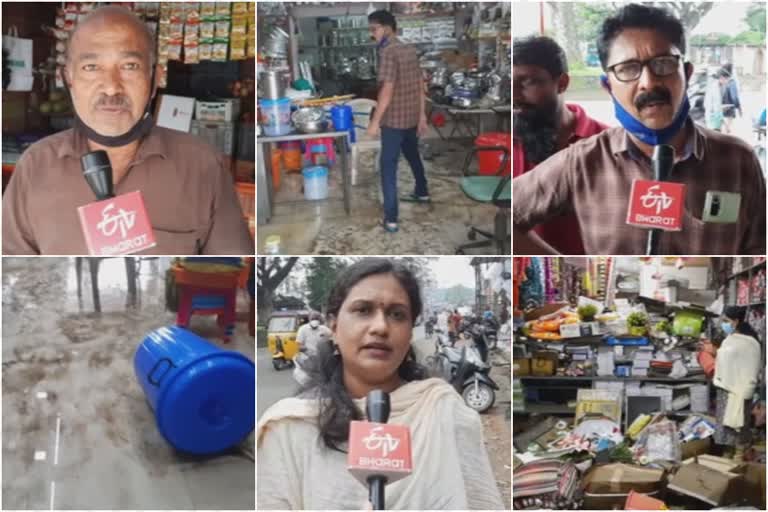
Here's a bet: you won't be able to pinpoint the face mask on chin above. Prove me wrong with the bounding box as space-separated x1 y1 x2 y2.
600 74 690 146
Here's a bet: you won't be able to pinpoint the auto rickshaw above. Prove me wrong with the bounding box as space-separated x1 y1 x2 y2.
266 310 311 370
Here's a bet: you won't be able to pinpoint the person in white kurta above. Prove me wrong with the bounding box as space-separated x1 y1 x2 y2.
257 378 504 510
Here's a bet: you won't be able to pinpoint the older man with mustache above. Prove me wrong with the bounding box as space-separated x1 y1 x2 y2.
3 6 253 255
513 3 765 255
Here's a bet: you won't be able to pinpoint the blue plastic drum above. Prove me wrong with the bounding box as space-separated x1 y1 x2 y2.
134 326 255 455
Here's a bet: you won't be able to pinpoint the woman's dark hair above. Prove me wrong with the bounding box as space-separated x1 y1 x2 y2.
513 36 568 78
297 258 428 452
597 3 686 70
368 10 397 32
724 305 759 339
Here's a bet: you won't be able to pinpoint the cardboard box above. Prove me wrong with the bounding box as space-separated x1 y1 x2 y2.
512 358 530 377
668 461 740 506
195 99 241 122
575 389 622 423
735 462 767 509
532 350 558 376
156 94 196 132
680 438 711 460
582 463 666 510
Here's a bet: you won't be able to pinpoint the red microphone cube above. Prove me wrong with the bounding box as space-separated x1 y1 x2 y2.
626 179 686 231
347 421 413 486
78 190 157 255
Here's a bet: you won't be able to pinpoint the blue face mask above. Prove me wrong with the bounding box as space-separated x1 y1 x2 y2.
721 321 735 335
600 74 690 146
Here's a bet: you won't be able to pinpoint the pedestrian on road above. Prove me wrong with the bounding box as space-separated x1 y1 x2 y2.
718 67 741 135
293 312 332 386
257 259 504 510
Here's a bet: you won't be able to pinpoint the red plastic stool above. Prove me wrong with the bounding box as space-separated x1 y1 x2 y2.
173 267 240 343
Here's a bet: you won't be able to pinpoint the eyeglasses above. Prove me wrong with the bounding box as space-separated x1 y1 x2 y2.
607 55 682 82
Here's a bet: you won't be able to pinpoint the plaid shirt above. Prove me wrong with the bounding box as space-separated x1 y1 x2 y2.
378 37 422 129
513 122 766 255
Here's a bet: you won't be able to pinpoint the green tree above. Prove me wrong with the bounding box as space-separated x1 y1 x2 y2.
570 2 715 64
745 3 766 35
444 284 474 307
305 257 348 313
257 257 299 325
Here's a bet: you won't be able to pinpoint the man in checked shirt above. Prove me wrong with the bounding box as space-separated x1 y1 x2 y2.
366 10 430 233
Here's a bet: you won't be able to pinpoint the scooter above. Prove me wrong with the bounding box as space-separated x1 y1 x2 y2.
430 326 498 413
482 317 499 350
425 318 435 339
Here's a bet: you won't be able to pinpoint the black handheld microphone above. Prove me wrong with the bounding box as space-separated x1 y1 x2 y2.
81 150 115 200
646 144 675 255
366 390 391 511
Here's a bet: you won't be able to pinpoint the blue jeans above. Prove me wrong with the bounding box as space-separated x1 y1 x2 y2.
380 126 428 223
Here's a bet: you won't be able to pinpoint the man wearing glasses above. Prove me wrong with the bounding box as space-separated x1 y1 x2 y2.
514 3 765 255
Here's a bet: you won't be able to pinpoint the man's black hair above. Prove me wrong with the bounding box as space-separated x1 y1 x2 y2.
597 3 686 69
368 10 397 32
513 36 568 78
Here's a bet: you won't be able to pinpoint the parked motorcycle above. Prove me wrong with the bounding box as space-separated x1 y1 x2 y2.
429 327 498 413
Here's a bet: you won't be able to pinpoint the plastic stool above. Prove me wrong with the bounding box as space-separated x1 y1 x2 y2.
173 266 241 343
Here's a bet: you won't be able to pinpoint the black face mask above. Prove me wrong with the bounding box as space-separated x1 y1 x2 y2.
513 97 560 165
63 66 157 147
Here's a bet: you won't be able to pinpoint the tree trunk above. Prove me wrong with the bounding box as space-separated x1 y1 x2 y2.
549 2 581 67
257 288 274 326
257 257 299 326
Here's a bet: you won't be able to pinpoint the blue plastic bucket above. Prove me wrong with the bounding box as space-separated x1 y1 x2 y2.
302 165 329 200
331 105 356 143
134 326 255 455
258 98 292 136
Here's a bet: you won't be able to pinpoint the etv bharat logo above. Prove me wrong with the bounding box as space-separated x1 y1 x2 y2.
96 203 136 238
362 426 400 457
640 184 674 214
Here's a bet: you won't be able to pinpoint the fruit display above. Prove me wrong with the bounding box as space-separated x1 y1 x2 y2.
522 309 580 340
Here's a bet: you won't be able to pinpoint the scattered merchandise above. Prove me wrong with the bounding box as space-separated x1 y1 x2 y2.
513 257 766 510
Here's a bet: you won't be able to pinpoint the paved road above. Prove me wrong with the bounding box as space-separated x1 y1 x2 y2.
257 325 428 418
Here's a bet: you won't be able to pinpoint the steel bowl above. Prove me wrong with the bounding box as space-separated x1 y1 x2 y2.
292 107 326 133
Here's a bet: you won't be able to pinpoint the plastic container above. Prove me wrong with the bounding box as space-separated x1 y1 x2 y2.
190 120 236 156
475 132 512 176
270 149 282 191
302 166 329 200
331 104 356 143
258 98 292 136
133 326 255 455
279 141 302 172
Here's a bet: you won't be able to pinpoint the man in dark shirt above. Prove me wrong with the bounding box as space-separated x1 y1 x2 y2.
3 6 252 255
514 4 765 255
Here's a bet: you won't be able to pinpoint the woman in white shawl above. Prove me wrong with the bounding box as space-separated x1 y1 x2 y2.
704 306 762 460
258 259 504 510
